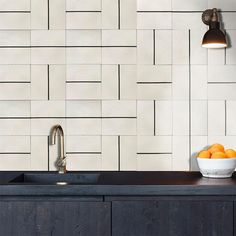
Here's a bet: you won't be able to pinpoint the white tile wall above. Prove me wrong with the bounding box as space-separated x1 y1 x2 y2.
66 12 101 29
137 0 171 11
0 0 235 171
66 0 101 11
137 101 154 135
155 101 172 135
0 0 30 11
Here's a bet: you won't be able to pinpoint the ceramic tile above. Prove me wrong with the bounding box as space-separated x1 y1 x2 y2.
208 100 225 136
138 0 171 11
137 101 154 135
0 0 30 11
66 0 101 11
66 12 101 29
137 13 172 29
102 0 118 29
120 136 137 170
101 136 118 170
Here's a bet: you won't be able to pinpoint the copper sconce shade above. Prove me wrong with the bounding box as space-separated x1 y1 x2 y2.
202 8 227 48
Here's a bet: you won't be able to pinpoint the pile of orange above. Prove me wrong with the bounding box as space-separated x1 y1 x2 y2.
198 143 236 159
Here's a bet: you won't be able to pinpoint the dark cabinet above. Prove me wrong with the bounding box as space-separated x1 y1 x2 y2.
0 200 111 236
112 200 233 236
0 197 235 236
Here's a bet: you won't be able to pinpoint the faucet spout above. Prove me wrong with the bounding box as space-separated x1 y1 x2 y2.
51 125 66 174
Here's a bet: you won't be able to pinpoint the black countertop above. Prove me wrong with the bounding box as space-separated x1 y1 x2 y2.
1 171 236 196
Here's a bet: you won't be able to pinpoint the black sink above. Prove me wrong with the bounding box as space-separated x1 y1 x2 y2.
10 173 100 185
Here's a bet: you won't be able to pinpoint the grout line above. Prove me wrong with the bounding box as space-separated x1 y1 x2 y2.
47 64 50 100
0 46 137 48
118 0 120 29
137 10 236 13
153 29 155 65
47 0 50 30
118 64 121 100
67 116 137 119
154 100 156 136
0 116 137 119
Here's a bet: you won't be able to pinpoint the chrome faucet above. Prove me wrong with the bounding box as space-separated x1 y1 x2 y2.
51 125 67 174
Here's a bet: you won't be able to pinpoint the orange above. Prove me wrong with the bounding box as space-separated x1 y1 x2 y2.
225 149 236 158
198 150 211 158
211 151 227 159
209 147 225 154
208 143 225 154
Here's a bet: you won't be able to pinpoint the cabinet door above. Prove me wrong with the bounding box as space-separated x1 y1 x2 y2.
112 200 233 236
0 201 111 236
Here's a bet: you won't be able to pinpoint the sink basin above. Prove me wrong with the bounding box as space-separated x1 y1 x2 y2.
10 173 100 185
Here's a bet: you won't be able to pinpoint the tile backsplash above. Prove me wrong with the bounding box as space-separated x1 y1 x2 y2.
0 0 235 171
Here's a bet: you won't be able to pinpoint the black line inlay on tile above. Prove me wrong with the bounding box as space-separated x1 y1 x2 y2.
208 82 236 84
188 29 192 170
47 65 50 100
0 81 30 83
154 100 156 136
47 136 50 171
225 100 227 136
47 0 50 30
66 81 101 83
118 64 121 100
0 152 31 155
102 116 137 119
137 10 236 13
66 152 102 154
137 152 172 155
118 0 121 29
66 11 102 13
137 82 172 84
153 29 155 65
118 136 120 171
0 117 31 119
0 11 31 13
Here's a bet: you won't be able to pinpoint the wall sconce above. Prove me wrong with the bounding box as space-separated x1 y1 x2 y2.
202 8 227 48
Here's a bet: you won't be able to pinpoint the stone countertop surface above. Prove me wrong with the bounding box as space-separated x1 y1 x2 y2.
0 171 236 196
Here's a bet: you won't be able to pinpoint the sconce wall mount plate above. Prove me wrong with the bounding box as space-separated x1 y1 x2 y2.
202 9 216 25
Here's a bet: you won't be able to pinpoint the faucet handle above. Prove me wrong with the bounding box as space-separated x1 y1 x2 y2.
56 157 66 167
56 157 67 174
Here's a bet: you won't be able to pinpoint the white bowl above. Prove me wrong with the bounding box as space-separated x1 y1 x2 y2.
197 158 236 178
